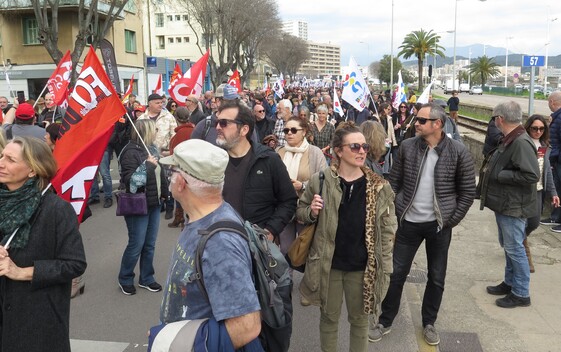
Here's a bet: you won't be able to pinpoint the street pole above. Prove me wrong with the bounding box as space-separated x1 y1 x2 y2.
504 36 513 88
452 0 458 91
545 14 558 93
390 0 394 88
468 48 472 87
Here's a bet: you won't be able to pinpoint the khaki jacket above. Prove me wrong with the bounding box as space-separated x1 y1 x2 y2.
296 166 397 314
139 110 177 151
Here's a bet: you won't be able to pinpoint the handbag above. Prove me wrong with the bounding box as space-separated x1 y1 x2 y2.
115 191 148 216
287 171 325 270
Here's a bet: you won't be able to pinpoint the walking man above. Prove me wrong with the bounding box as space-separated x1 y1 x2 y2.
370 103 475 346
542 91 561 231
480 101 540 308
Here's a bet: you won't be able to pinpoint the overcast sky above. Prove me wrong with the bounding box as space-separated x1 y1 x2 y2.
278 0 561 67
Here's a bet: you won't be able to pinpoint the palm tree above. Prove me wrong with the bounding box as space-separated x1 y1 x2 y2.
468 56 501 88
398 29 445 91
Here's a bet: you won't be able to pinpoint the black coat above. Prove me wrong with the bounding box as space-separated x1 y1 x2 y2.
0 192 87 352
119 141 169 207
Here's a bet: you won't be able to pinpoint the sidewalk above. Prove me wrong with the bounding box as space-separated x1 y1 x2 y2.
291 201 561 352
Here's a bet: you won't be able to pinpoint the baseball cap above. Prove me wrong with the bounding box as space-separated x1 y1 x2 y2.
148 93 163 102
134 105 146 112
215 84 227 98
15 103 36 120
222 84 240 100
159 139 229 185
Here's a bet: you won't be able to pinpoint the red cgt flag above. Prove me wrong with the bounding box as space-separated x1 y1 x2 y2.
47 50 73 106
168 63 183 91
51 46 126 222
169 50 209 106
228 69 242 93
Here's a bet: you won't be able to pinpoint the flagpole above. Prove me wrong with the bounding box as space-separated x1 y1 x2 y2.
33 84 50 108
125 113 151 154
2 60 15 99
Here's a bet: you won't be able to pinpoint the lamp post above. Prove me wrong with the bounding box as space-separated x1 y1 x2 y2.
390 0 394 88
504 36 513 88
545 13 558 93
452 0 486 91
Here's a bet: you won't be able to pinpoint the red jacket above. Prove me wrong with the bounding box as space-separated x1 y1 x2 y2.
169 123 195 154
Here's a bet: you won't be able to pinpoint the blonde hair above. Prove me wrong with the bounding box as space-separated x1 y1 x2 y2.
131 119 157 146
11 136 58 191
360 121 387 160
0 131 6 152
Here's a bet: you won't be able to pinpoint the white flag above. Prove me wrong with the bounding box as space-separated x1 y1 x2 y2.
341 57 370 112
416 82 433 104
272 73 285 98
392 70 407 110
333 90 344 117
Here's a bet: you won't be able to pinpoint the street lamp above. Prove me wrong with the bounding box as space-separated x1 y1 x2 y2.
504 36 513 88
452 0 486 91
545 13 558 93
390 0 394 88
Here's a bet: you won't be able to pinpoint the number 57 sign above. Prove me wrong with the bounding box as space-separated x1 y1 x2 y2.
523 55 545 67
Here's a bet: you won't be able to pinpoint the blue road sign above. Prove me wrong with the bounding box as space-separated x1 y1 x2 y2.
522 55 545 67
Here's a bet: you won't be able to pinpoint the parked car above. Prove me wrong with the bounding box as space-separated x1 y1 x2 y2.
469 86 483 95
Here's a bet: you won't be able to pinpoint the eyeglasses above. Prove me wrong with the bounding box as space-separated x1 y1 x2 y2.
171 104 177 107
400 106 407 109
283 127 303 134
215 118 243 128
256 110 265 113
165 167 181 181
530 126 545 132
416 117 439 125
491 115 502 121
342 143 370 153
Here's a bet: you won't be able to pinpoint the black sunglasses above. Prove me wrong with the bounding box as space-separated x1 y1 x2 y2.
530 126 545 132
256 110 265 113
343 143 370 153
416 117 439 125
283 127 303 134
215 119 243 128
400 105 407 109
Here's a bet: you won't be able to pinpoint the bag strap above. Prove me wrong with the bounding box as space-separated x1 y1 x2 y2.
193 221 248 303
202 115 212 140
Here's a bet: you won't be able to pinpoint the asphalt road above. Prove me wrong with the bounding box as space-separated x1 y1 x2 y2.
432 88 551 116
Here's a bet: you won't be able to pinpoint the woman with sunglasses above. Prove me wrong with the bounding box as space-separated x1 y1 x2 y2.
393 103 411 144
524 114 559 272
297 122 396 352
277 116 327 255
166 99 178 116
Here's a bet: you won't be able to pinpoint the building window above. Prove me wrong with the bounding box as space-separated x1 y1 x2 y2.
176 37 182 43
183 14 188 21
22 17 40 45
167 15 173 21
156 36 165 49
168 37 174 44
125 30 137 53
155 13 164 27
175 15 181 21
184 36 189 43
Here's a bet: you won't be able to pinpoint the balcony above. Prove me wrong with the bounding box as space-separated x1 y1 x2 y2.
0 0 126 19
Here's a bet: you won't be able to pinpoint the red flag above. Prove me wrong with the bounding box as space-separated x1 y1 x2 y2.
152 74 163 95
168 63 183 90
121 74 134 103
51 46 127 221
47 50 72 106
169 50 209 106
228 69 242 93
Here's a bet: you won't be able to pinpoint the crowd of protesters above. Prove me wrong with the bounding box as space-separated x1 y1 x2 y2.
3 82 558 351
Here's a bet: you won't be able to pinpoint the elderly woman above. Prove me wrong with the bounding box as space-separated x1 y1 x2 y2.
277 116 327 254
118 119 168 296
297 122 396 352
0 136 87 352
311 104 336 155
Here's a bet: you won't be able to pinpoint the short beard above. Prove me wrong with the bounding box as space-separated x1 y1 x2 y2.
216 133 241 151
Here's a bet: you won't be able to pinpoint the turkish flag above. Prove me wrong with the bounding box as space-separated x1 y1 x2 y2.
51 46 126 221
169 50 209 106
228 69 242 93
47 50 72 106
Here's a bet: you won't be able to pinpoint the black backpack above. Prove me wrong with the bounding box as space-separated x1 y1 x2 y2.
195 220 293 352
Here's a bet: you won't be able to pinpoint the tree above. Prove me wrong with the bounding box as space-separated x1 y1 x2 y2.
468 55 501 88
260 32 309 79
375 55 405 86
179 0 281 88
16 0 130 85
397 29 445 91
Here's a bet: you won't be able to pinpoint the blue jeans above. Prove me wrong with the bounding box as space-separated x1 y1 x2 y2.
495 212 530 297
118 205 160 286
90 146 114 201
379 220 452 327
551 161 561 221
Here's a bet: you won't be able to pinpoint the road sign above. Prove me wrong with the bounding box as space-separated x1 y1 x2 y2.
522 56 545 67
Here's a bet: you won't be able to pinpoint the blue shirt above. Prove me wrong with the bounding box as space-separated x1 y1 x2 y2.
160 202 260 323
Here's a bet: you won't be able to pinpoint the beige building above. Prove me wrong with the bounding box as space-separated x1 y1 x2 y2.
0 0 146 101
299 41 341 79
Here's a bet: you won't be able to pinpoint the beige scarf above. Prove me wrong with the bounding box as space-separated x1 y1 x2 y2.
386 115 398 147
282 138 310 179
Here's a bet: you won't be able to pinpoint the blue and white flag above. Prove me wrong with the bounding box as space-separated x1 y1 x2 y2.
341 57 370 112
392 70 407 110
417 82 433 104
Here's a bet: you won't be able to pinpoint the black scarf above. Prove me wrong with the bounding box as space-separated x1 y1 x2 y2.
0 178 42 249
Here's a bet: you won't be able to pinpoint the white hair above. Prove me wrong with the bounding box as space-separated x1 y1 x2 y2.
175 169 223 198
280 99 292 113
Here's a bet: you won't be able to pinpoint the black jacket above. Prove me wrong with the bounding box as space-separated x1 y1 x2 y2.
0 192 86 352
119 141 169 207
237 142 298 237
389 134 476 229
189 107 206 126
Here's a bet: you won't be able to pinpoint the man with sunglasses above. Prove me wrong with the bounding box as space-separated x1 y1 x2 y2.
370 103 475 346
544 91 561 231
253 103 274 141
480 102 540 309
215 99 297 245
